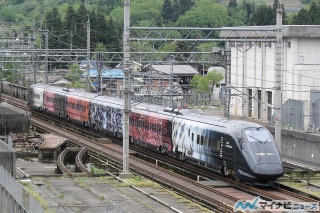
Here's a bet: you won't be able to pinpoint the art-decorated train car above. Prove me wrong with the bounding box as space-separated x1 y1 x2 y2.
129 107 173 154
89 96 123 136
28 83 284 185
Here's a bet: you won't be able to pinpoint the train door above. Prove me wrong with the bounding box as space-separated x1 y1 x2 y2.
219 134 226 159
219 134 228 176
220 134 237 178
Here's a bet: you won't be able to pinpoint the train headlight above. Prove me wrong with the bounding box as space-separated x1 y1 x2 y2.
255 153 275 156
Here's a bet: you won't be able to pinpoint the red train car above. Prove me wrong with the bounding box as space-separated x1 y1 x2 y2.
129 109 173 154
66 94 90 126
43 89 66 117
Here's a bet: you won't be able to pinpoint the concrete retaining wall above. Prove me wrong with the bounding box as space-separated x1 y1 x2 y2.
267 127 320 165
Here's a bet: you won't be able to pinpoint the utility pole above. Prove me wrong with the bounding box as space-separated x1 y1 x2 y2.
0 65 2 102
170 55 174 108
274 1 283 152
97 52 102 94
212 48 231 118
86 16 91 91
121 0 132 178
45 30 48 84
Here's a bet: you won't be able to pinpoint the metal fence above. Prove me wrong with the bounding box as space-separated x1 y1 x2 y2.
0 166 43 213
131 92 215 109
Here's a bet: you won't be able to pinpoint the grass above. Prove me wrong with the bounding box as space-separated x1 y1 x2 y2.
282 181 320 197
74 178 92 191
20 181 49 209
90 165 106 174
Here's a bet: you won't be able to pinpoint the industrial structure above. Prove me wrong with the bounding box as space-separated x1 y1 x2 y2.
223 25 320 132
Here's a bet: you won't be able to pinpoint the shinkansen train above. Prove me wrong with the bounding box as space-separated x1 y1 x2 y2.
28 83 284 185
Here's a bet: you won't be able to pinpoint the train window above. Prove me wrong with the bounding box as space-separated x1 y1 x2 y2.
191 133 194 141
216 139 221 150
188 129 190 136
245 128 272 143
166 122 171 133
204 136 209 147
197 135 200 145
201 135 204 145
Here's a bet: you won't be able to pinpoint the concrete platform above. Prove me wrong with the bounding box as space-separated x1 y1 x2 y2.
15 157 211 213
283 156 320 171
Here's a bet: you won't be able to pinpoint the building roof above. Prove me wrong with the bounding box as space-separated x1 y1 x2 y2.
38 134 67 150
150 64 199 75
52 78 71 85
82 69 124 79
220 25 320 38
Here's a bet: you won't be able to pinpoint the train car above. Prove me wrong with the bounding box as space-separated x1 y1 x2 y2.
129 107 173 154
65 90 97 126
171 110 284 184
28 83 47 111
89 96 123 136
28 83 284 185
43 88 66 116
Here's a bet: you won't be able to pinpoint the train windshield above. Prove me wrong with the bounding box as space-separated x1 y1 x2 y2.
244 128 272 143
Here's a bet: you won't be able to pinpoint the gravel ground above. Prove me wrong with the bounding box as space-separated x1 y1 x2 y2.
16 158 211 213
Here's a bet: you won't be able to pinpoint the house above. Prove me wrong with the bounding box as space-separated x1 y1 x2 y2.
82 68 124 96
220 25 320 132
146 64 199 91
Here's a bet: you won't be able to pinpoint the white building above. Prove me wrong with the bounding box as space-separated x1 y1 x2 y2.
221 25 320 132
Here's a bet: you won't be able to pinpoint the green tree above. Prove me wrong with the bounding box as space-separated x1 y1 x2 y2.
43 7 64 49
250 5 275 26
292 8 309 24
0 6 16 22
175 0 230 27
242 1 255 25
65 64 85 88
131 0 163 27
228 0 237 11
206 69 224 92
170 0 194 22
64 5 76 49
190 69 223 93
162 0 174 24
74 4 89 49
105 17 121 52
308 2 320 24
190 74 203 92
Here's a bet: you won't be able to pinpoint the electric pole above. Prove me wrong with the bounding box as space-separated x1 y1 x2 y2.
45 30 48 84
86 16 91 91
274 1 283 152
121 0 132 178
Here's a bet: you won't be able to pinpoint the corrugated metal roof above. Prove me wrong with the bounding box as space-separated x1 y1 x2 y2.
39 134 67 150
151 65 199 75
82 69 124 79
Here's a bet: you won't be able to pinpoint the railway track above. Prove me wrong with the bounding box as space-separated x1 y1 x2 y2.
130 144 319 201
31 116 241 212
3 93 320 212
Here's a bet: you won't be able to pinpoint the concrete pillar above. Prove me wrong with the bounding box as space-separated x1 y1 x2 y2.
53 150 57 160
0 186 3 213
38 150 44 161
252 88 259 118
